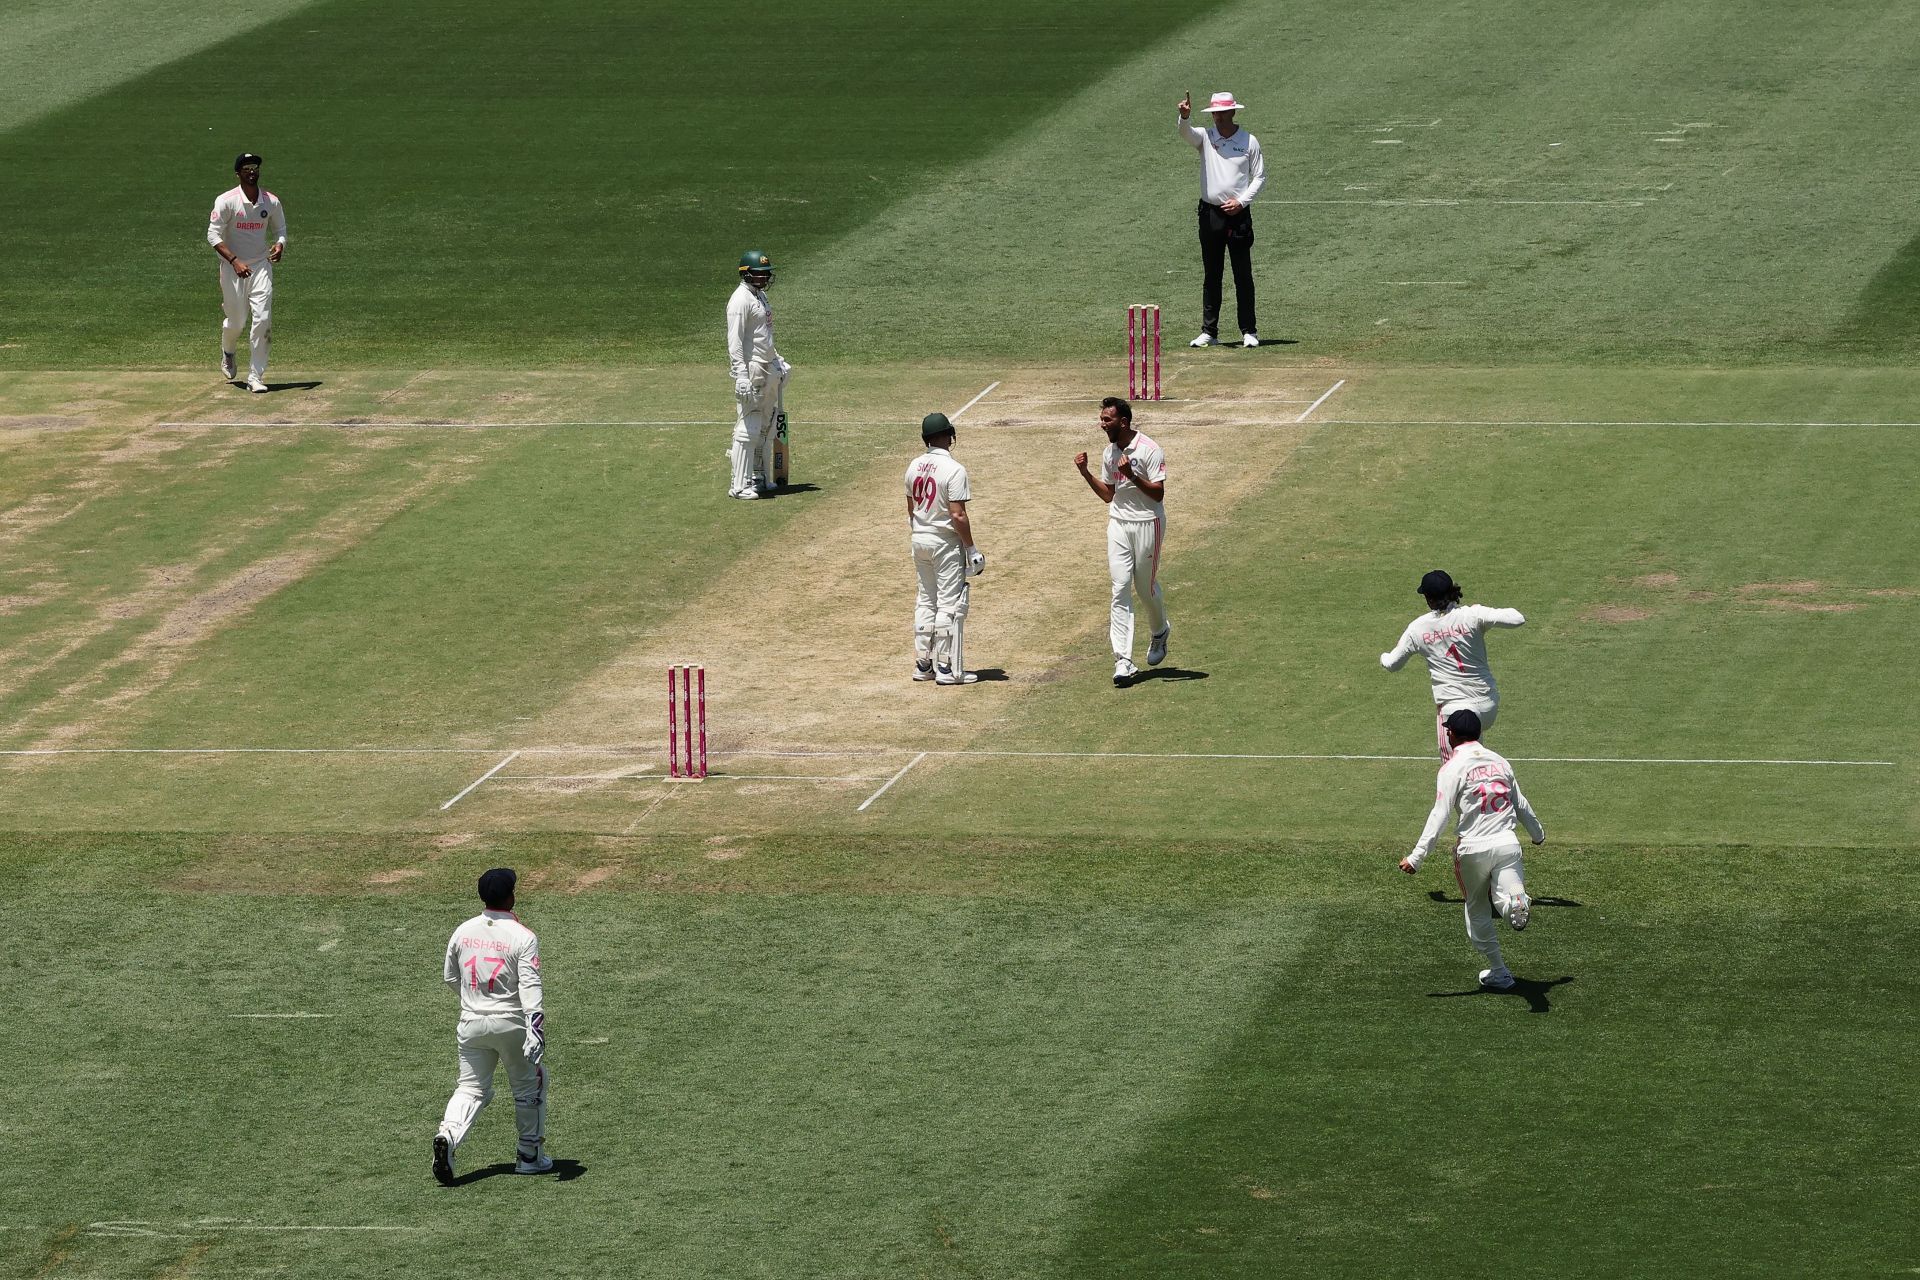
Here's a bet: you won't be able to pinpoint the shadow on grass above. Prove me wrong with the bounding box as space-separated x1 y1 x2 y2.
448 1157 587 1187
227 380 324 393
1120 666 1209 686
1427 974 1574 1014
770 483 823 496
1427 891 1583 909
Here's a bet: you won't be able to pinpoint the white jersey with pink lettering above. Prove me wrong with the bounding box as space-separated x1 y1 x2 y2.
1408 740 1545 867
1100 431 1167 523
442 909 544 1022
1380 602 1525 710
905 446 971 542
206 185 287 267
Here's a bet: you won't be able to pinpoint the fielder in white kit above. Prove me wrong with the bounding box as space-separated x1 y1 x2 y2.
906 412 985 685
206 153 286 393
1075 397 1170 687
725 249 791 499
1399 709 1546 991
1380 569 1525 760
433 868 553 1185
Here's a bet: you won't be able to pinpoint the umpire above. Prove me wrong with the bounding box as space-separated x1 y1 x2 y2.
1176 91 1268 348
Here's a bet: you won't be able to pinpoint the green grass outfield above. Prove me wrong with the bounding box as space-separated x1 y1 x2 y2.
4 0 1920 1275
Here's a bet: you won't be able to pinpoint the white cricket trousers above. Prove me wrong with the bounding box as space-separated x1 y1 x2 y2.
912 534 968 663
729 362 788 492
1452 836 1527 970
438 1013 547 1155
1436 698 1499 761
218 260 273 380
1108 516 1168 660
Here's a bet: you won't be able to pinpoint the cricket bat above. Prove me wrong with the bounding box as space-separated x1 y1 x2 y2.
773 408 791 486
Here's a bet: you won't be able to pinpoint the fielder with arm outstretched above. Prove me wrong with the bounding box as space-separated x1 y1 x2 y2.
1398 709 1546 991
1380 569 1525 760
433 867 552 1184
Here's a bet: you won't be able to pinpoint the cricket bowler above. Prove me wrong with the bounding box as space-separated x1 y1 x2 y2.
1074 396 1170 687
1380 569 1525 759
206 152 287 393
433 868 552 1184
1399 709 1546 991
907 412 984 685
725 249 791 499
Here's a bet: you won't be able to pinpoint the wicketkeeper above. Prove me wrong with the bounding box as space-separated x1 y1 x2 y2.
725 249 791 499
433 867 552 1184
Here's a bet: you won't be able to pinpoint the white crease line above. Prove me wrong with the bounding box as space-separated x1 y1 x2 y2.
227 1012 335 1019
84 1221 417 1237
154 420 734 429
439 751 519 811
857 752 928 812
1262 198 1649 207
1322 419 1920 429
1380 280 1468 285
951 381 1001 420
498 772 891 783
1297 379 1347 422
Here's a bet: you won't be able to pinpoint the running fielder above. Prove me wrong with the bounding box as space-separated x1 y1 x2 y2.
1075 396 1170 687
906 412 984 685
725 249 791 499
206 152 287 393
433 868 553 1184
1399 709 1545 991
1380 569 1525 760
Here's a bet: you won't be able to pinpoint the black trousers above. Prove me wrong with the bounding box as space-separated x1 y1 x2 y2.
1197 200 1257 337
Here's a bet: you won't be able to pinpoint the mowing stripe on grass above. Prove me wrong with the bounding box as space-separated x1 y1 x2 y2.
1325 418 1920 428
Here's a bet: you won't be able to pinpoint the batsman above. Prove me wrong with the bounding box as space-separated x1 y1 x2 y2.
725 249 792 498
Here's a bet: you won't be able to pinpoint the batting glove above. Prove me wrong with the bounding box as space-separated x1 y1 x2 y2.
734 376 753 398
967 548 986 577
523 1011 545 1065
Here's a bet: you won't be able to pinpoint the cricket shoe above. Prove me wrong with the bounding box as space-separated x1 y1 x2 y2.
1114 657 1139 687
1242 333 1260 348
1508 892 1531 931
1478 967 1516 991
432 1134 455 1186
935 664 978 686
729 487 761 500
1147 626 1171 666
1189 332 1215 348
246 375 267 394
913 658 936 682
514 1149 555 1175
220 351 237 380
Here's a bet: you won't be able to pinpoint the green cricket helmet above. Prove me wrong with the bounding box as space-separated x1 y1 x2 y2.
738 249 775 286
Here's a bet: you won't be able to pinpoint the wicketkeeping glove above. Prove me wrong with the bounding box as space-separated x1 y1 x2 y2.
523 1011 545 1065
967 548 986 577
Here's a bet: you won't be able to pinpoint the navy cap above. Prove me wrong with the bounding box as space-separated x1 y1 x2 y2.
1443 708 1482 741
477 867 517 908
1418 569 1459 600
234 152 263 171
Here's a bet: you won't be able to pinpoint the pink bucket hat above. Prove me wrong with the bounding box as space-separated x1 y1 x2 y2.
1206 91 1245 113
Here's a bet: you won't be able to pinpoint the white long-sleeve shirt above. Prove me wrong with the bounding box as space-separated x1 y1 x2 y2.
443 909 543 1022
206 185 286 267
1176 119 1267 207
726 281 780 380
906 447 971 542
1101 432 1167 523
1408 740 1545 866
1380 603 1525 709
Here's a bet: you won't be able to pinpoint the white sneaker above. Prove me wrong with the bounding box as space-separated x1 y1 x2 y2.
730 487 760 500
1242 333 1260 348
1508 892 1531 931
1189 332 1214 348
221 351 236 379
1478 967 1516 990
912 658 936 682
514 1150 554 1175
246 375 267 393
432 1134 455 1186
1147 627 1170 666
935 664 978 686
1114 658 1138 687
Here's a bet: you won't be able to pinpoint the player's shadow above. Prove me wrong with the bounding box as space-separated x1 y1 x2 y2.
448 1157 587 1186
1228 337 1299 349
1122 666 1209 685
231 380 324 393
1427 891 1583 910
970 668 1010 683
770 483 822 496
1428 975 1574 1014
